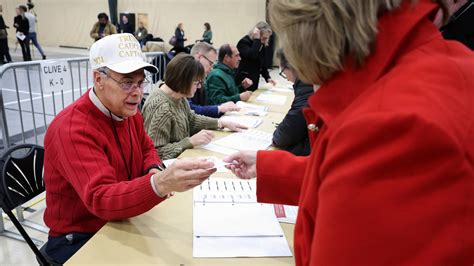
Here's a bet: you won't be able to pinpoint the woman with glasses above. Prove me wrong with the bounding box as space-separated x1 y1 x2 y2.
142 54 247 160
272 49 313 156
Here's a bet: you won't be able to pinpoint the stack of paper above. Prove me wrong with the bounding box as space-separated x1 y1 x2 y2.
255 93 287 105
209 130 273 152
193 178 292 258
220 115 263 128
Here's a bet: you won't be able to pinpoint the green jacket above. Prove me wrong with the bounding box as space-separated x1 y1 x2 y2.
205 62 244 105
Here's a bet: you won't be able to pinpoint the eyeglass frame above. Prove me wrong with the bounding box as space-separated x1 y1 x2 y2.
98 69 150 93
201 54 215 67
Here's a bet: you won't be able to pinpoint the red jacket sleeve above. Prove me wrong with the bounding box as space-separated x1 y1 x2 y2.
55 119 164 221
256 150 308 206
311 112 472 265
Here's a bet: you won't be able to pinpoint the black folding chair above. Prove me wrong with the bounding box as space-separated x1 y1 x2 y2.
0 144 50 265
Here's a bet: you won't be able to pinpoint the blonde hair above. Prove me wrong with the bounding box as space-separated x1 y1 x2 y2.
269 0 448 84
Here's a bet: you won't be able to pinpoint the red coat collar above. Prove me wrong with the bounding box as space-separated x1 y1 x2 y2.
308 0 441 127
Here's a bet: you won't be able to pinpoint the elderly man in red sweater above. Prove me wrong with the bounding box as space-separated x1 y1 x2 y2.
41 33 216 264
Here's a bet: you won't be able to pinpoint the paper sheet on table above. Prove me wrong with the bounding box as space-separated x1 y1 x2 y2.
220 115 263 128
194 178 256 203
268 86 293 93
274 204 299 224
210 130 273 151
163 157 230 173
193 178 293 258
193 235 292 258
255 93 287 105
236 101 268 111
200 143 238 155
193 203 284 236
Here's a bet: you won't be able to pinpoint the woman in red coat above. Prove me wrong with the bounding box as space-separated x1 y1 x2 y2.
225 0 474 265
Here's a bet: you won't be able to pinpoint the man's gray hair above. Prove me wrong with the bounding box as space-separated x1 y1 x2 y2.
190 42 217 56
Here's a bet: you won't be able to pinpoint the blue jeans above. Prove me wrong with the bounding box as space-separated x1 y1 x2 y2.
40 232 94 264
27 32 45 57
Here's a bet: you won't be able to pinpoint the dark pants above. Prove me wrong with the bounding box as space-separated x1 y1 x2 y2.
17 37 31 61
40 232 94 264
0 38 12 63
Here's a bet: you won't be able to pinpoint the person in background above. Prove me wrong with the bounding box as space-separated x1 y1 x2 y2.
173 22 187 54
13 6 31 61
199 22 212 44
225 0 474 265
142 54 246 160
205 44 253 105
119 15 134 34
272 49 313 156
189 42 240 118
41 33 216 264
234 21 276 91
134 22 148 47
436 0 474 50
0 4 12 64
90 12 117 42
23 4 46 60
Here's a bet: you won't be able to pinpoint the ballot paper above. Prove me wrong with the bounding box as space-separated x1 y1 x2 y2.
209 130 273 152
236 101 268 112
255 93 287 105
193 178 292 258
219 115 263 128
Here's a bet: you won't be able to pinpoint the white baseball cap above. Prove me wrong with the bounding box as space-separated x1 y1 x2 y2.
89 33 158 74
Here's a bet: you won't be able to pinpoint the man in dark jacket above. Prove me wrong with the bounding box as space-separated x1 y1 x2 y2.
234 21 276 91
0 4 12 64
13 6 31 61
272 49 313 156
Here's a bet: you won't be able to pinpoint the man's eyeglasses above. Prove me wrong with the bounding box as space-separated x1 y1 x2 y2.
202 54 215 66
279 67 288 79
99 71 150 93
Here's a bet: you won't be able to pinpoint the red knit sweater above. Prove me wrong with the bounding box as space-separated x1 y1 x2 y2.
43 90 164 236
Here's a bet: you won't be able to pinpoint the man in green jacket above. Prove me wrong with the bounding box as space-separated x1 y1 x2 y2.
205 44 253 105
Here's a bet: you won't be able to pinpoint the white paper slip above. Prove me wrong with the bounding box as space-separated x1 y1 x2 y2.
220 115 263 128
211 130 273 151
236 101 268 112
193 203 284 237
269 87 293 93
163 157 230 173
193 235 292 258
256 94 287 105
274 204 299 224
194 178 256 203
200 142 238 156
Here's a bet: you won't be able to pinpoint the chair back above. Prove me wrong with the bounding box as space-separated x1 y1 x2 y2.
0 144 45 211
0 144 50 265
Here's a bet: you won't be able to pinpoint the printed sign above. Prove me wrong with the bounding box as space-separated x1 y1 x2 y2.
40 60 72 94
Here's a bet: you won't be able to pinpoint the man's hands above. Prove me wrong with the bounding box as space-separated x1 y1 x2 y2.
153 158 216 196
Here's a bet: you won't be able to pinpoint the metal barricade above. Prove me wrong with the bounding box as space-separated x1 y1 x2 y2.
0 52 166 150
